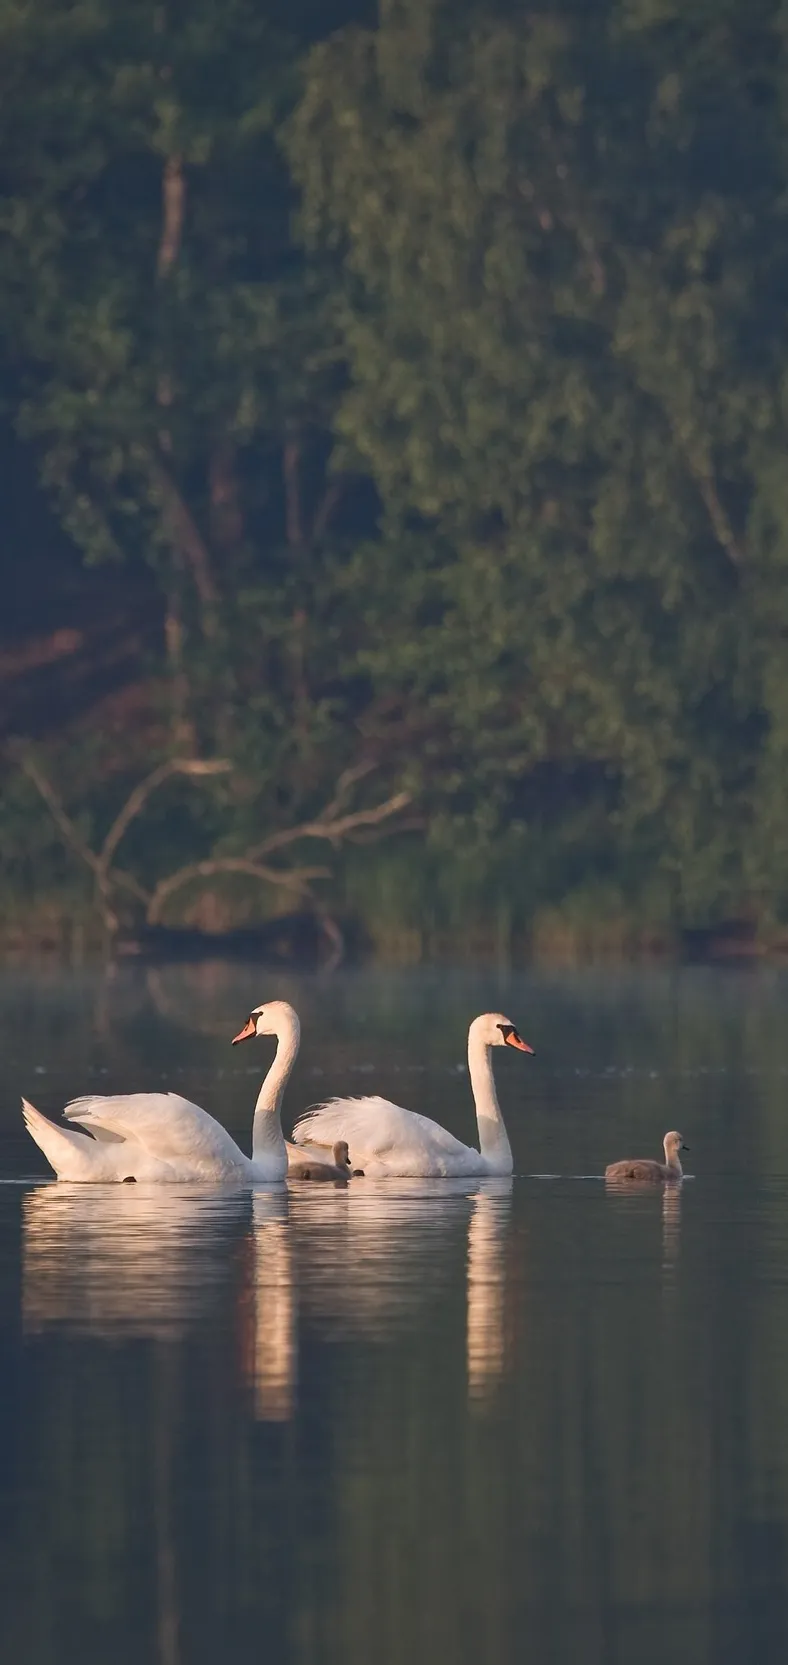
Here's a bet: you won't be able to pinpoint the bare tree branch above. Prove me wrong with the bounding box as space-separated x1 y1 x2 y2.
17 752 98 877
319 759 378 820
311 477 345 544
98 757 231 881
664 416 745 569
14 745 413 963
17 751 117 931
694 469 744 568
111 869 153 906
313 906 345 970
157 152 185 280
149 456 220 616
283 436 303 551
248 789 412 860
344 812 425 845
17 752 231 935
146 857 329 927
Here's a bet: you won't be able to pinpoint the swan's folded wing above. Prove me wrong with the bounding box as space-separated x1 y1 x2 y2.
63 1093 244 1165
292 1096 472 1165
81 1122 127 1144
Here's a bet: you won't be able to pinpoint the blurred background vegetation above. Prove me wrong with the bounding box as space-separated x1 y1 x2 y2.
2 0 788 960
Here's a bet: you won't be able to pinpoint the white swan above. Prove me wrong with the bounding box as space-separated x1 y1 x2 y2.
22 1000 301 1183
291 1012 533 1178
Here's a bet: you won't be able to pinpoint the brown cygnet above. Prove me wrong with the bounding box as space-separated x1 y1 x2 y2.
289 1140 362 1182
605 1130 688 1184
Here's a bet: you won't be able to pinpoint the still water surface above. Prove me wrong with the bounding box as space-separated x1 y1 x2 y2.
1 962 788 1664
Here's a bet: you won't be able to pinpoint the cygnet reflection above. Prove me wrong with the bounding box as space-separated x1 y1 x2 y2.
661 1180 682 1277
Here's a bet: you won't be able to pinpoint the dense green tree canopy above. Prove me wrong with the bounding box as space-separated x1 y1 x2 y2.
2 0 788 951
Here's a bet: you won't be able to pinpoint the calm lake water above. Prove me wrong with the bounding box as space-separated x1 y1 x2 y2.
1 961 788 1664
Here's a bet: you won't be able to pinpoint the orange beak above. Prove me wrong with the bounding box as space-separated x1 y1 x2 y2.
231 1016 257 1045
505 1032 534 1054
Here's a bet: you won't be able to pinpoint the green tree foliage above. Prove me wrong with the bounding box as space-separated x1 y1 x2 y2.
288 0 788 929
0 1 371 781
2 0 788 946
0 0 389 941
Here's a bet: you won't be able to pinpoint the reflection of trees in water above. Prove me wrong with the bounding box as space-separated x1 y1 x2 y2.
153 1348 181 1665
145 963 309 1039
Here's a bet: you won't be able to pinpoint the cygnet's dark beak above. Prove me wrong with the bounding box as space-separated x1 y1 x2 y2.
682 1142 690 1151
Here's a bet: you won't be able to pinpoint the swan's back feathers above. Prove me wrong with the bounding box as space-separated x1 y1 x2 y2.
292 1095 478 1177
64 1092 246 1167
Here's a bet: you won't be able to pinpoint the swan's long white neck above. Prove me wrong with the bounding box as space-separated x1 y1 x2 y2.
252 1016 300 1166
468 1024 513 1175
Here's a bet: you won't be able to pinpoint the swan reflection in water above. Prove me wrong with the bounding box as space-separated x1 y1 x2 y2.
240 1189 295 1422
286 1176 514 1404
21 1182 249 1339
465 1180 513 1404
22 1176 514 1415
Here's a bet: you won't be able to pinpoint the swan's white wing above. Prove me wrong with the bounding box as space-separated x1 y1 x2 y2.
84 1123 127 1144
23 1099 136 1182
64 1093 245 1166
292 1096 475 1175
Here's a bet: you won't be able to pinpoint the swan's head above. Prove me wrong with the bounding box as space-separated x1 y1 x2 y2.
470 1013 534 1054
232 1000 300 1045
664 1131 689 1157
333 1140 351 1171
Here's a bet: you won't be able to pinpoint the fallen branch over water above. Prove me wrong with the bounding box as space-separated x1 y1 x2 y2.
11 746 412 963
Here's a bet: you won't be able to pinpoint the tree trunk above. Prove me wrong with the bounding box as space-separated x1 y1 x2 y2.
157 152 185 281
155 150 218 626
154 148 217 744
209 442 244 552
282 433 310 723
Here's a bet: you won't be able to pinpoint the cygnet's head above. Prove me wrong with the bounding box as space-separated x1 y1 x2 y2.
469 1012 534 1054
231 1000 300 1044
333 1140 351 1171
664 1130 689 1156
